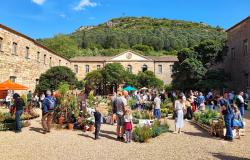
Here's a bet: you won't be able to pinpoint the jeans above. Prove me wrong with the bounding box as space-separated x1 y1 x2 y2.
15 110 23 131
239 103 245 117
95 123 101 139
125 130 132 142
224 114 233 139
154 109 161 119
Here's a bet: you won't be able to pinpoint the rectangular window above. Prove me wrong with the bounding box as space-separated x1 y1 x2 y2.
10 76 16 83
49 57 52 67
158 65 162 74
74 65 78 73
0 37 3 51
12 42 17 55
170 65 174 75
44 54 46 65
243 39 248 56
85 65 90 73
25 47 29 59
231 48 235 60
59 60 61 66
37 52 40 62
97 65 101 70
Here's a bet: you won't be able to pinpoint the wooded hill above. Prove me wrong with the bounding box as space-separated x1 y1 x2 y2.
37 17 226 59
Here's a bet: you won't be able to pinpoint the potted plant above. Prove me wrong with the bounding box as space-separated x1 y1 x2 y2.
67 94 80 130
87 118 95 131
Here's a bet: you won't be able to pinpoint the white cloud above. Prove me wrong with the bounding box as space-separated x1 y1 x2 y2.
32 0 46 5
73 0 97 11
59 14 66 18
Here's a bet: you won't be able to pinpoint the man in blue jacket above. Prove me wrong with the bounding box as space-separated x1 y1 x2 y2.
42 90 55 134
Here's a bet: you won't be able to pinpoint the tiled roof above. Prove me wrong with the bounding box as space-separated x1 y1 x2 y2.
226 16 250 32
70 55 178 62
147 56 178 62
70 56 110 62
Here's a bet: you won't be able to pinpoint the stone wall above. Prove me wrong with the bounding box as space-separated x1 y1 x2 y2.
154 62 174 85
223 17 250 91
0 26 70 93
72 60 174 85
70 62 104 80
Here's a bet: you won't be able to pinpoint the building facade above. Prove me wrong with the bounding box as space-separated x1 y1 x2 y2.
0 24 70 92
223 17 250 91
0 24 177 93
70 50 177 85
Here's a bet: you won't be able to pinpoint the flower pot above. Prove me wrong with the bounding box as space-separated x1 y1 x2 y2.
82 125 87 132
68 123 74 130
58 116 64 125
88 125 95 132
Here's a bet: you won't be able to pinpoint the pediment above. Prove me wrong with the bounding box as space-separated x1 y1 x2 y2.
110 50 153 61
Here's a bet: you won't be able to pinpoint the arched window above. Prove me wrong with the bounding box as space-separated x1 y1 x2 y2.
127 65 132 73
142 64 148 72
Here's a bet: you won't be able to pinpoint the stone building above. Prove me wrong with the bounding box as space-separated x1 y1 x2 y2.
70 50 177 85
0 23 177 93
223 16 250 92
0 24 70 92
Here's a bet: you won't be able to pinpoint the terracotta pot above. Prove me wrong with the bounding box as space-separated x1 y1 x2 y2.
58 116 64 125
82 125 87 132
88 125 95 132
68 123 74 130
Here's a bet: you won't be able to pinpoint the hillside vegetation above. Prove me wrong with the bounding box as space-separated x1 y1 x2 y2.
37 17 226 58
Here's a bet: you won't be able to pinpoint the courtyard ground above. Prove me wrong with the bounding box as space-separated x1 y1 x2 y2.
0 109 249 160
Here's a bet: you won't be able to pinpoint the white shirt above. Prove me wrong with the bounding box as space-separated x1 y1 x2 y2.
121 96 127 106
154 97 161 109
237 95 244 103
5 95 11 102
124 115 132 122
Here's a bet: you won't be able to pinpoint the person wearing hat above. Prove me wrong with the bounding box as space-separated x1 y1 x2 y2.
13 93 25 133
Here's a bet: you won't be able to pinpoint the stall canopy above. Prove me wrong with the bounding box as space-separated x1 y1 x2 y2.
123 86 137 91
0 80 28 90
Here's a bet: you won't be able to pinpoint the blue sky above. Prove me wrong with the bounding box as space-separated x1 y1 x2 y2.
0 0 249 39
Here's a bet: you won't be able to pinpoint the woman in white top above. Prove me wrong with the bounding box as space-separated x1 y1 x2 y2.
174 94 186 134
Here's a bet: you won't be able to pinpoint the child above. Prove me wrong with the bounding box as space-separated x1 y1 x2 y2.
232 104 244 139
94 107 102 140
124 109 133 143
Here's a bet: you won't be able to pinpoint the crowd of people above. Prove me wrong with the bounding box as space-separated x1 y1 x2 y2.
169 90 247 140
2 88 248 142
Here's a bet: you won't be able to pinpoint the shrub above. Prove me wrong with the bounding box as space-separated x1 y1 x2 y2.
132 126 152 142
194 110 219 126
132 120 169 142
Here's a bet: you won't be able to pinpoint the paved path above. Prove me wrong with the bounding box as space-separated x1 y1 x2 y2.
0 109 250 160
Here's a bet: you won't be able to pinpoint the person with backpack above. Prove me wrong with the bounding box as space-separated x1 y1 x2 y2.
41 90 55 134
13 93 25 133
215 95 234 141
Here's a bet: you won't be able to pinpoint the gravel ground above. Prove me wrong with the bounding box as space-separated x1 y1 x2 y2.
0 109 249 160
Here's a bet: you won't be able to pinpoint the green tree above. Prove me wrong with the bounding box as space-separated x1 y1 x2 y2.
194 40 224 67
84 69 103 89
137 71 164 89
102 63 126 90
36 66 77 93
